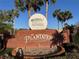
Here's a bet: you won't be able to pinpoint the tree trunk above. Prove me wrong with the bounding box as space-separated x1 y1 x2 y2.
46 1 48 19
57 13 64 30
61 22 63 29
13 20 15 36
12 16 15 36
28 9 31 19
58 20 59 30
28 4 31 19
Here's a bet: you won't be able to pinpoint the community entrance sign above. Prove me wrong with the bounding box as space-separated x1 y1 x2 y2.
7 13 66 59
29 13 47 30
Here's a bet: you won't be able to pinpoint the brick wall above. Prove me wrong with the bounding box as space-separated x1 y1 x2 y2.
7 29 70 49
7 29 58 48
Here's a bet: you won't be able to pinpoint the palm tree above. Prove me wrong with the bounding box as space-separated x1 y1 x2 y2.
32 0 44 13
0 9 19 34
45 0 56 19
0 9 19 49
15 0 44 19
64 10 73 21
53 9 73 30
53 9 61 30
15 0 29 17
60 10 73 28
15 0 44 51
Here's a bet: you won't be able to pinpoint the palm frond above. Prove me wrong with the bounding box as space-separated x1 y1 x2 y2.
51 0 56 4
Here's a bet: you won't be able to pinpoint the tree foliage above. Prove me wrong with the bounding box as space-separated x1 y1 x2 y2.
15 0 44 12
53 9 73 29
53 9 73 23
0 9 19 33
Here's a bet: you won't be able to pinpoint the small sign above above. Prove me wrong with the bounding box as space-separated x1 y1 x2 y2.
29 13 47 30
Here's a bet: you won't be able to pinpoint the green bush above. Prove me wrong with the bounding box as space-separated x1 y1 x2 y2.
73 32 79 45
0 48 13 56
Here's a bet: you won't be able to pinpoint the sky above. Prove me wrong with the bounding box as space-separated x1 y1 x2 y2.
0 0 79 30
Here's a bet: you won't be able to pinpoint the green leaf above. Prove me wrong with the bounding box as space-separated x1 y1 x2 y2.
51 0 56 4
